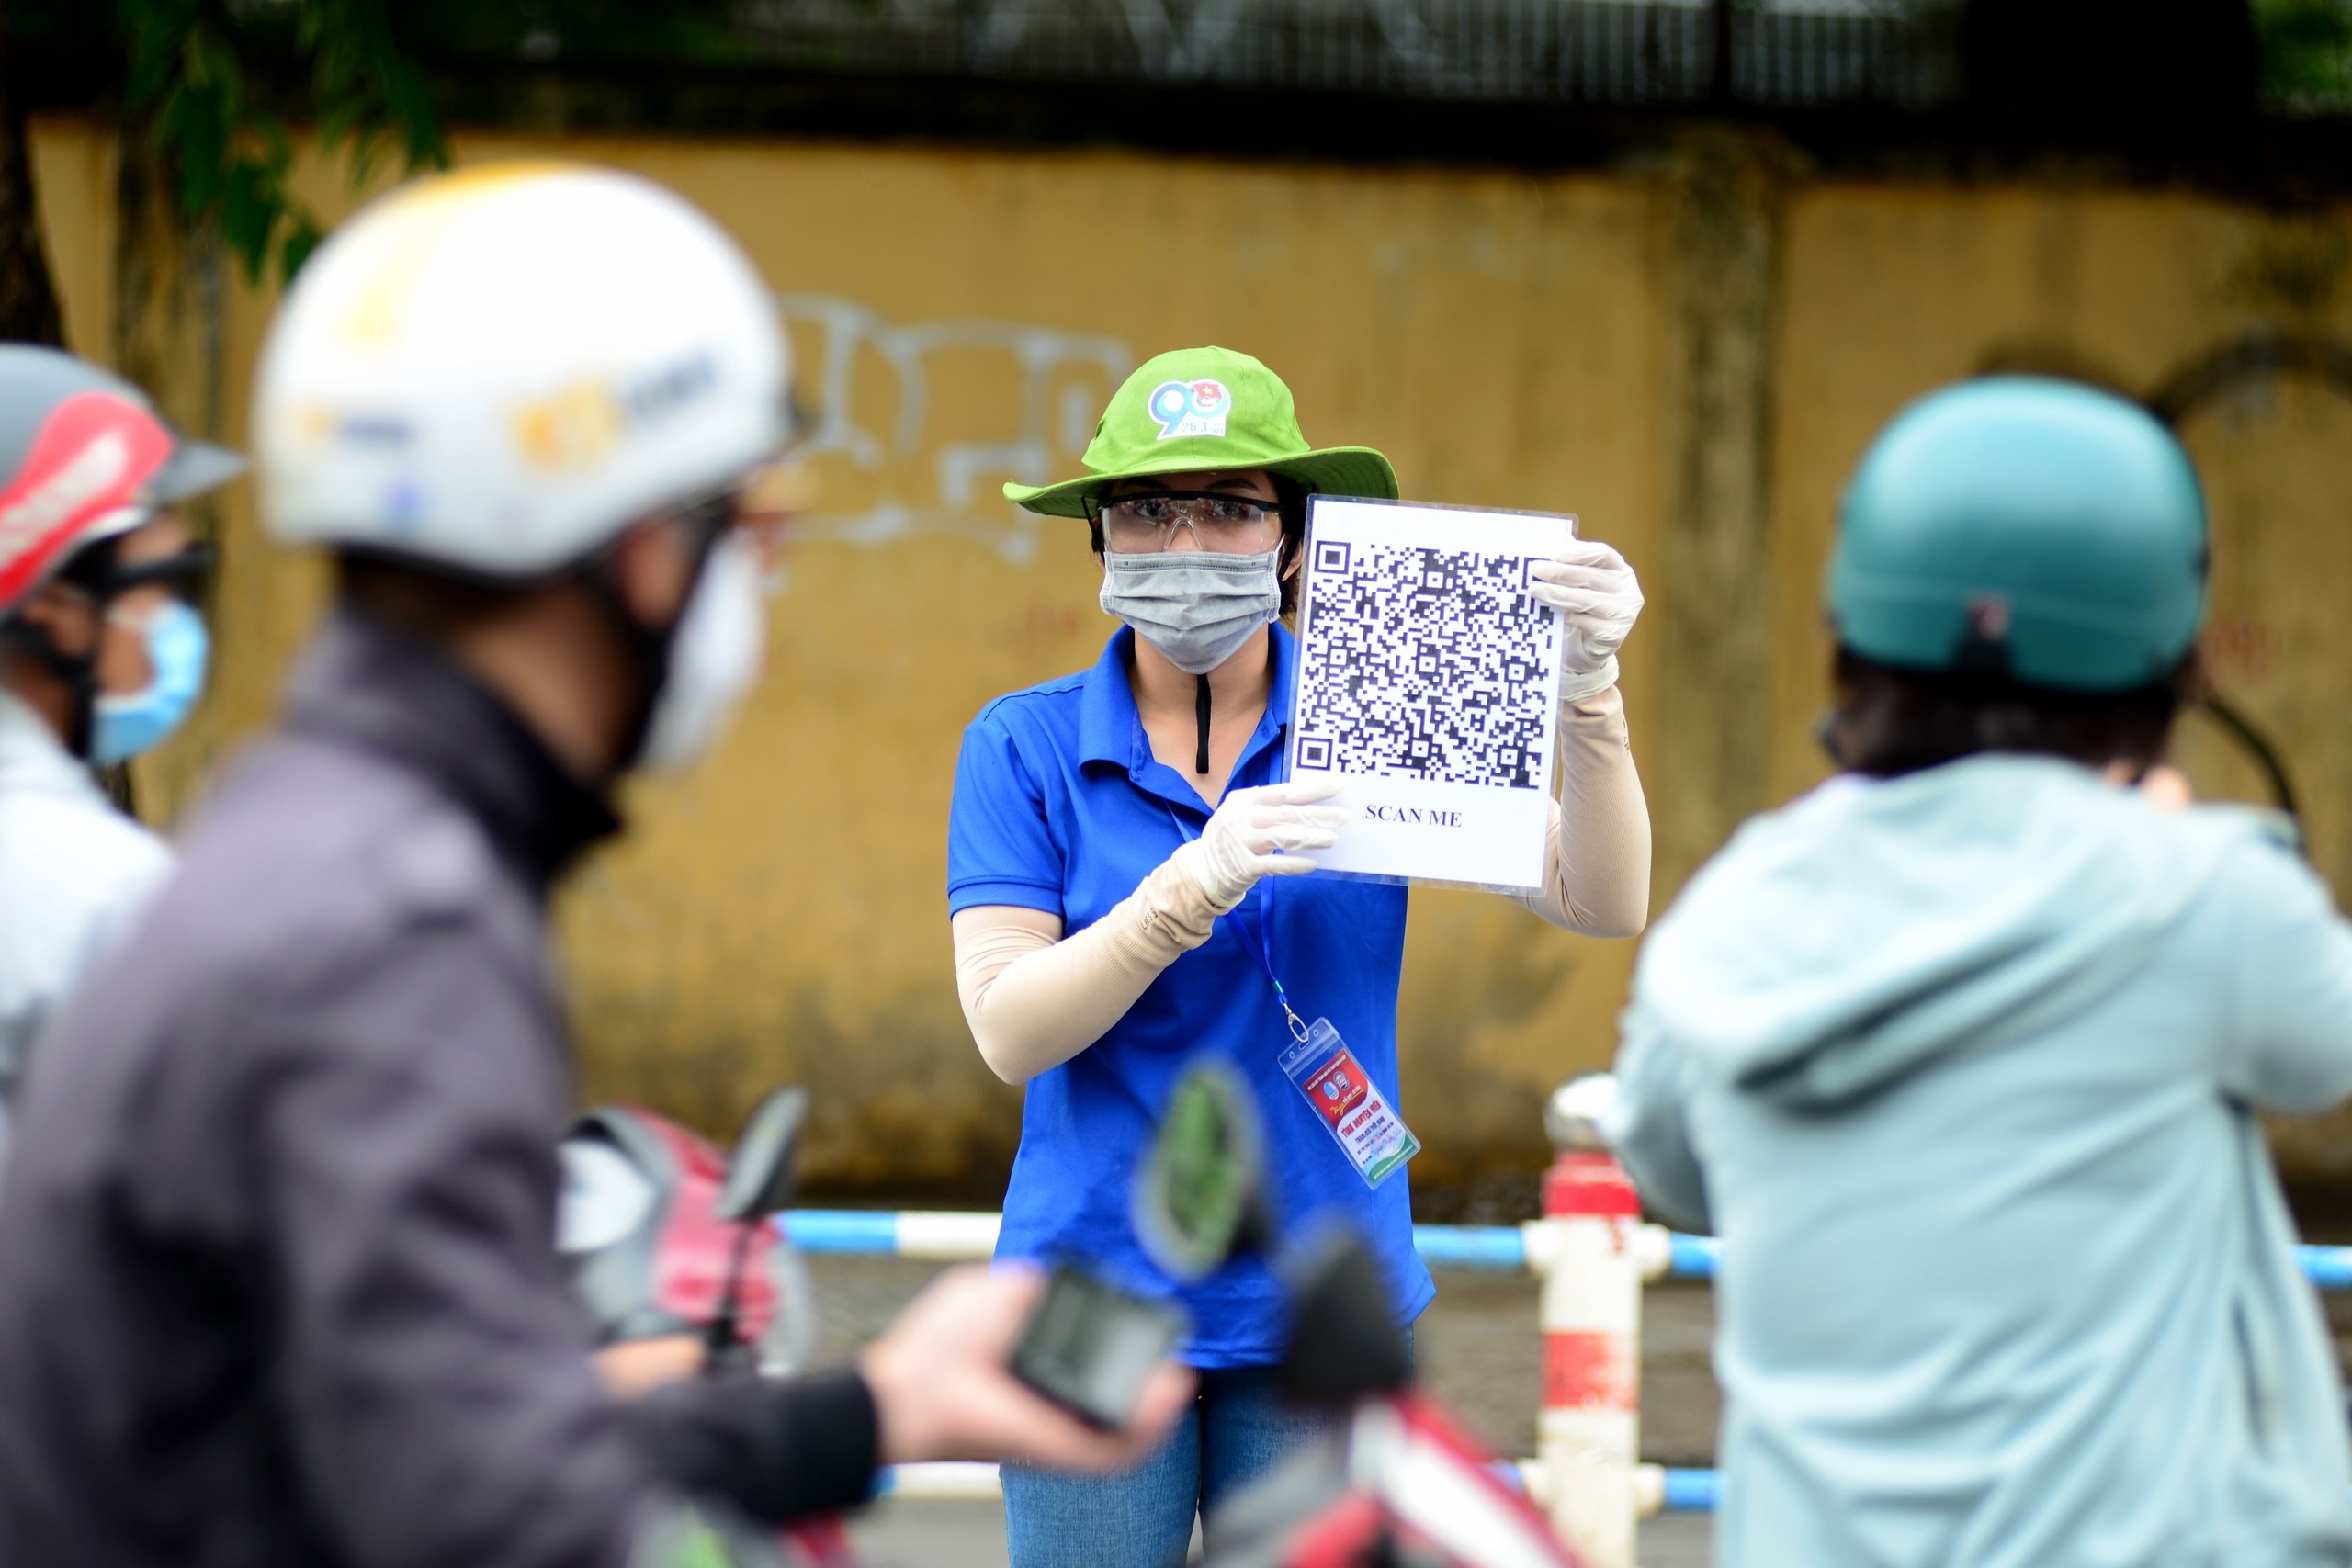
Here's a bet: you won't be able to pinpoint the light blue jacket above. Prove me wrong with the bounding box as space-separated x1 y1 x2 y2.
1609 755 2352 1568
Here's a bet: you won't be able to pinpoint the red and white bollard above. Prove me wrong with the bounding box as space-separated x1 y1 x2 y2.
1523 1076 1643 1568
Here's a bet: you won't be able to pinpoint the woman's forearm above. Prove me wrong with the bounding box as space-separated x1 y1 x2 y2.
953 859 1228 1084
1511 683 1652 938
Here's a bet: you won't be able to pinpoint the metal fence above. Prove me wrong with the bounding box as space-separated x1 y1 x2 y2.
788 1208 2352 1533
730 0 1960 111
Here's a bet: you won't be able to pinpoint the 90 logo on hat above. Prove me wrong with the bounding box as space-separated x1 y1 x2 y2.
1148 378 1230 441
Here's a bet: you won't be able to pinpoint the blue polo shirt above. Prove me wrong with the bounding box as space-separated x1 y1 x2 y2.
948 625 1433 1369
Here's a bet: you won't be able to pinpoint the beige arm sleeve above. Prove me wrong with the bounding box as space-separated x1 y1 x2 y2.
953 857 1233 1086
1510 683 1653 938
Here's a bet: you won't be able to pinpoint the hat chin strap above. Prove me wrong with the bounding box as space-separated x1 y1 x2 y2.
1195 674 1212 776
583 525 727 777
584 572 677 778
0 617 100 760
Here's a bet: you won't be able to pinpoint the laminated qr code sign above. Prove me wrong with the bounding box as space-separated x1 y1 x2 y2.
1287 497 1574 890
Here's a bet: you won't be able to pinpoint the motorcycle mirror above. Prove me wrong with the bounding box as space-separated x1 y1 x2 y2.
1135 1058 1267 1283
716 1086 808 1224
1544 1072 1619 1153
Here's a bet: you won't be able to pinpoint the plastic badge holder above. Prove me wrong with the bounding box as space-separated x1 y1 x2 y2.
1011 1262 1188 1430
1278 1019 1420 1189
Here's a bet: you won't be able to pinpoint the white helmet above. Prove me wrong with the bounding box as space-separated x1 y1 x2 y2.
254 163 786 578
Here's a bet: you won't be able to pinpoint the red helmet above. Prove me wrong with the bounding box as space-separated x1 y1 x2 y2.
0 345 243 618
558 1105 792 1354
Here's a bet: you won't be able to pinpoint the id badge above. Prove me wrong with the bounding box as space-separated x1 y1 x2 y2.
1278 1018 1421 1189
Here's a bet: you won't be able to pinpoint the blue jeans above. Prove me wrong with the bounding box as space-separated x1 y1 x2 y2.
1002 1330 1410 1568
1002 1365 1333 1568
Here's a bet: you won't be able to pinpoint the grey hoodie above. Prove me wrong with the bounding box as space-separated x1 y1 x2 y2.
1610 755 2352 1568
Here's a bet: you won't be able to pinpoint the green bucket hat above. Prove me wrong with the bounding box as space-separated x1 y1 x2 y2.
1002 345 1399 518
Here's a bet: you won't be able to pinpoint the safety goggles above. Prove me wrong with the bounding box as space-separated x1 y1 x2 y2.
98 544 216 599
1084 491 1283 555
55 541 218 608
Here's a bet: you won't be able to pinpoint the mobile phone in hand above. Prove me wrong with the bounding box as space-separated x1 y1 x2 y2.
1010 1263 1187 1429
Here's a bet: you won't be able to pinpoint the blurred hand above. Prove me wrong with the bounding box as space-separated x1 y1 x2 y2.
2139 764 2194 811
595 1335 706 1399
858 1265 1193 1470
1529 536 1644 700
1174 779 1349 909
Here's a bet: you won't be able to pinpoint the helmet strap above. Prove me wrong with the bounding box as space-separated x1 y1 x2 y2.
583 508 729 774
1812 707 1848 771
0 618 100 758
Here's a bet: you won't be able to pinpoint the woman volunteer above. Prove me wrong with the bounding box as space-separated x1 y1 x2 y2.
945 346 1653 1565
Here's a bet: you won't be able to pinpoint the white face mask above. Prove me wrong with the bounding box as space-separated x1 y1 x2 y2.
1099 549 1283 674
638 531 767 772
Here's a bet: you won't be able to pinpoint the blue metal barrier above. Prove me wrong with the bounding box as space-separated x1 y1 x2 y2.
1668 1231 1720 1280
804 1213 2349 1527
1410 1224 1530 1271
1662 1468 1720 1512
785 1211 1535 1272
2302 1246 2352 1291
1664 1236 2352 1292
781 1212 2352 1293
781 1210 903 1254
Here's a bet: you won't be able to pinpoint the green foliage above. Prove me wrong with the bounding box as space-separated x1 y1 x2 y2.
2256 0 2352 108
120 0 447 285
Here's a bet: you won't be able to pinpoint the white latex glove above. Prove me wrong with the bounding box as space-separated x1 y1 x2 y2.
1172 779 1348 910
1529 536 1645 701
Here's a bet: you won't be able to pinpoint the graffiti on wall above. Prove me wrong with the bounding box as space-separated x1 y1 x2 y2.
778 295 1134 563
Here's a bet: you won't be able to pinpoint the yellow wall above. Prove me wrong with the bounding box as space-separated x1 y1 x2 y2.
539 137 1674 1188
1764 188 2352 1184
29 118 2352 1189
1770 191 2352 812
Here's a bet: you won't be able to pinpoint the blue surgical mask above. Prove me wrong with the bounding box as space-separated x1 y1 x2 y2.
90 600 209 764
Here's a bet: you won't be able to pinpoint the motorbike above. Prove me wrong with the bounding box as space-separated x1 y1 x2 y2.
558 1086 848 1565
1131 1061 1589 1568
558 1070 1587 1568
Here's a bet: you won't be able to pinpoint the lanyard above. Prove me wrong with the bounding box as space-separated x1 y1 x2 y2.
1165 805 1312 1043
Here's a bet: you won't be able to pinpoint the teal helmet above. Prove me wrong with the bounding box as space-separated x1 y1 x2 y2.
1828 377 2208 692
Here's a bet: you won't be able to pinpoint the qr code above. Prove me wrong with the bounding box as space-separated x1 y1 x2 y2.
1295 538 1558 789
